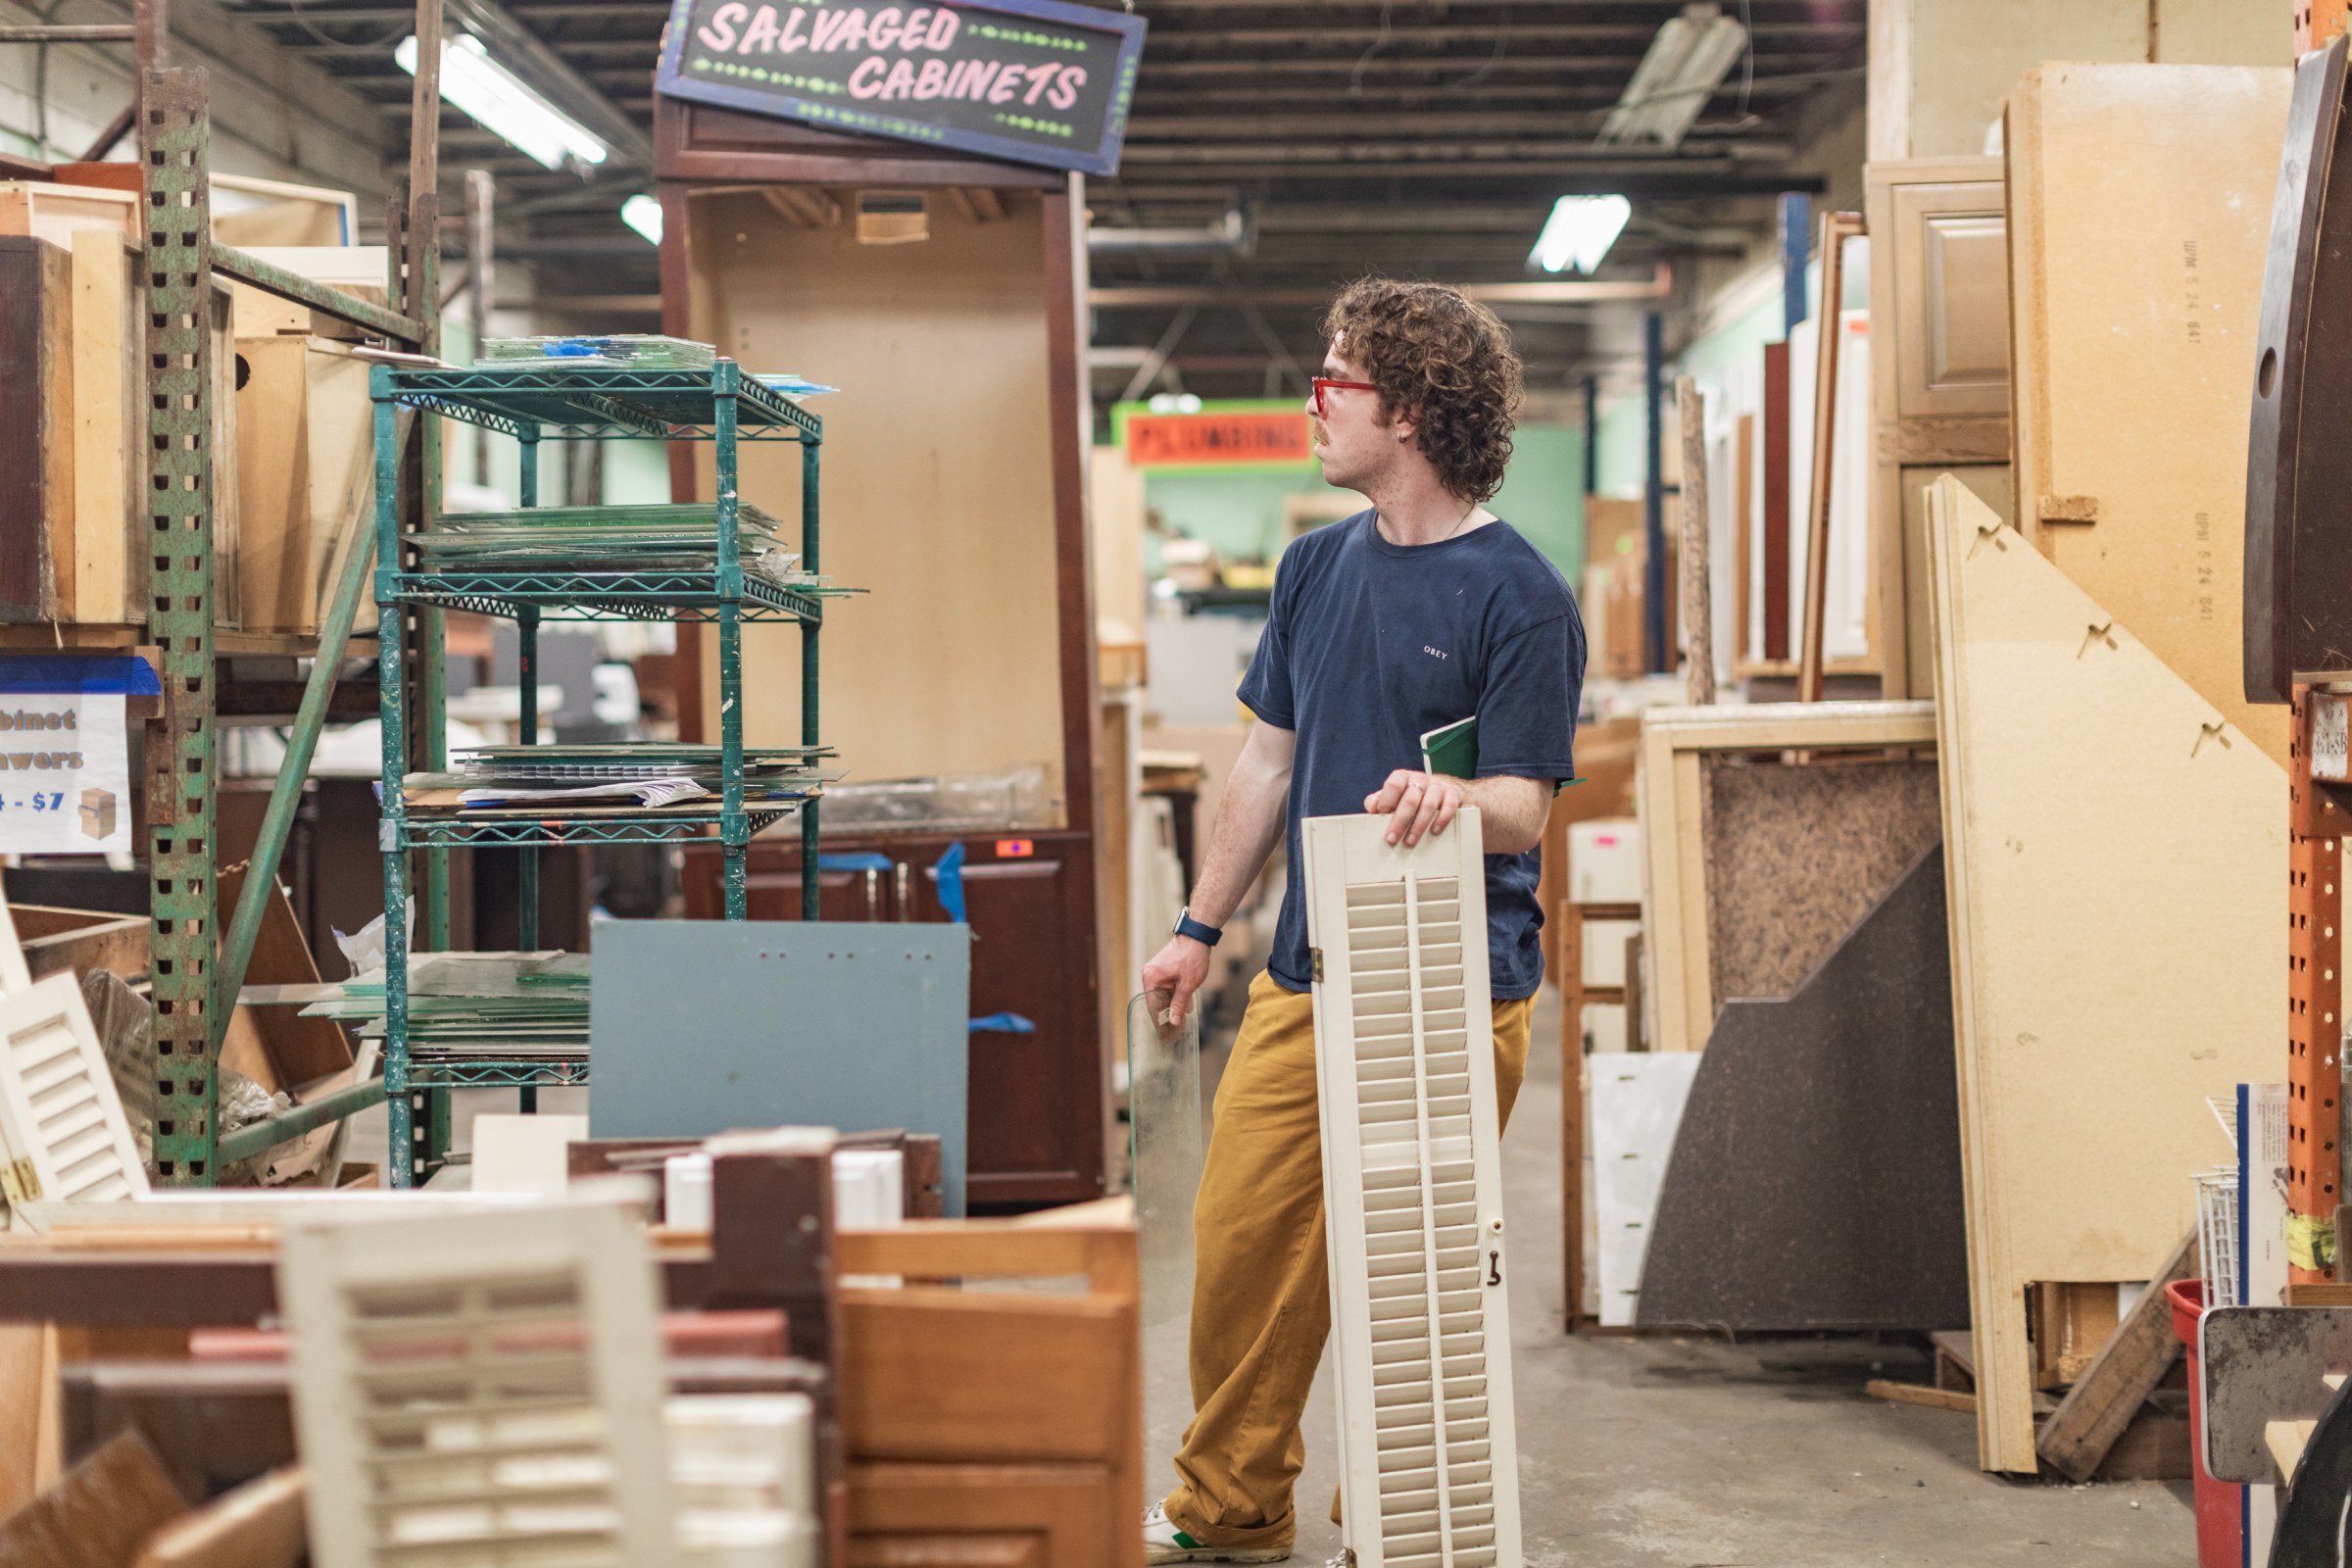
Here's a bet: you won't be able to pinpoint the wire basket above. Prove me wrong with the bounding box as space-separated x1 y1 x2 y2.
2196 1166 2240 1309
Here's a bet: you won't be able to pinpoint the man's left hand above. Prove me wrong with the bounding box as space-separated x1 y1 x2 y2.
1365 768 1463 848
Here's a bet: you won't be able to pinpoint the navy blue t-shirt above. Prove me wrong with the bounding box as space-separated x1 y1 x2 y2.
1238 511 1586 1001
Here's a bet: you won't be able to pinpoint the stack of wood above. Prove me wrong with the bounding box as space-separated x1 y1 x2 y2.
0 168 377 640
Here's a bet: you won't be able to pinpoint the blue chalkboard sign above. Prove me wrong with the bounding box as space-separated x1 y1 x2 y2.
656 0 1148 176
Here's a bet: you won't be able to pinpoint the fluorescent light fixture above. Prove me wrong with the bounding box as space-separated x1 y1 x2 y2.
620 194 662 245
1531 195 1632 274
1595 2 1748 151
396 32 609 171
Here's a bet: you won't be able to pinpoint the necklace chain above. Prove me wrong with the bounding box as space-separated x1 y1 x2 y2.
1379 502 1478 545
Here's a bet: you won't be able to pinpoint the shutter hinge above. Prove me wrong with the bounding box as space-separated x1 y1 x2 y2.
0 1156 39 1205
1310 947 1324 983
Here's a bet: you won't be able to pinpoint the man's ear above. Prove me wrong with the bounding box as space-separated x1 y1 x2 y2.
1391 404 1420 444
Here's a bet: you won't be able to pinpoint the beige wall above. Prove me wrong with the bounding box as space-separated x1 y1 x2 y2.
1872 0 2289 160
687 189 1069 808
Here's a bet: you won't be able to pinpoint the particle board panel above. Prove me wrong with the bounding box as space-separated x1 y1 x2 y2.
683 187 1066 804
1635 701 1936 1055
1638 846 1967 1332
2006 62 2294 766
1699 755 1941 1004
1925 475 2285 1474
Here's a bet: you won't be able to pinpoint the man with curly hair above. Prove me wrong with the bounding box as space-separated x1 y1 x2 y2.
1140 278 1587 1564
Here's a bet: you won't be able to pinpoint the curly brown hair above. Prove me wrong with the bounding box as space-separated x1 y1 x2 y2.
1324 278 1523 504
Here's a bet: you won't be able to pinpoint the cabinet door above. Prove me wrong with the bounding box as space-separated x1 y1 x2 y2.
680 843 870 922
899 836 1104 1208
1890 178 2009 420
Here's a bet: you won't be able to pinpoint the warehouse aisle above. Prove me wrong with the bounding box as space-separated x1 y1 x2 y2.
1148 988 2197 1568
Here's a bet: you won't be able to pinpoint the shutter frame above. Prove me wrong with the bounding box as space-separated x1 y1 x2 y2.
1305 807 1523 1568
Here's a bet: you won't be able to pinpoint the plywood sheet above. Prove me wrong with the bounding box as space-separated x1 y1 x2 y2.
685 190 1065 803
1701 756 1941 1004
1639 846 1968 1332
2008 62 2294 766
1926 475 2284 1473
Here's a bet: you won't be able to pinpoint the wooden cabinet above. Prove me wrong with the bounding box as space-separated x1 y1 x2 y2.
683 830 1108 1209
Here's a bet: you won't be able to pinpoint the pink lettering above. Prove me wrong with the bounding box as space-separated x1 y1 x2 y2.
925 8 957 47
810 8 856 49
903 8 931 47
1047 63 1084 110
776 8 808 50
739 4 780 51
878 57 918 98
988 63 1023 103
1023 61 1056 104
912 58 949 98
865 6 901 48
847 56 887 95
951 59 999 100
696 1 745 49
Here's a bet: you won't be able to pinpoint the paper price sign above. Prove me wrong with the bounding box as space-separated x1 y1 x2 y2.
0 695 130 854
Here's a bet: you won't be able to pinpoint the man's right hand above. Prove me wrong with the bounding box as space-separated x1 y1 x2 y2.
1142 934 1213 1029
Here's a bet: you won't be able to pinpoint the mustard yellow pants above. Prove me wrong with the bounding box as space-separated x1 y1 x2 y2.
1162 969 1533 1552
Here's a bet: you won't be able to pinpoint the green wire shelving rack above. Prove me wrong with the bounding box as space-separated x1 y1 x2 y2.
369 358 831 1186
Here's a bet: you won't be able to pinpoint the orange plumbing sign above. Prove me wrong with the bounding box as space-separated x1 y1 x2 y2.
1125 410 1312 467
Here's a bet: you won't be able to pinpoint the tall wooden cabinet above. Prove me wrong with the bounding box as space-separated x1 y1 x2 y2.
658 100 1110 1207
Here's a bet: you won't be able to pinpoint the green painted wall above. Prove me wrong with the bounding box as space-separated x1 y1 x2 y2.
1137 422 1586 580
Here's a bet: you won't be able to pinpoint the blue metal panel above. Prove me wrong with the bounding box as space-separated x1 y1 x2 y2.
589 920 973 1213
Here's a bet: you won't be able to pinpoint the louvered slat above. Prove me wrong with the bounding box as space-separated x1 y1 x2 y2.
280 1203 677 1568
1306 810 1522 1568
0 972 146 1205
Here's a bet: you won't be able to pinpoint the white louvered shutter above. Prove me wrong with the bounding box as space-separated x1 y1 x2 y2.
1304 807 1521 1568
280 1200 678 1568
0 971 146 1204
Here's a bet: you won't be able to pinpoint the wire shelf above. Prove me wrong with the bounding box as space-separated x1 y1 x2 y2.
381 362 820 442
388 568 838 623
2196 1166 2240 1309
403 1058 591 1089
397 807 802 847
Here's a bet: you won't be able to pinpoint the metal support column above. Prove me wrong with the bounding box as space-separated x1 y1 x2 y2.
143 68 220 1184
715 366 748 920
801 432 822 922
514 429 541 1115
1642 310 1667 675
1581 374 1598 499
2290 687 2344 1282
1779 192 1811 336
372 367 417 1184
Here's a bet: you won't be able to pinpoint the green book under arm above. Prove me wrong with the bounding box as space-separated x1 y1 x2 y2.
1420 713 1583 796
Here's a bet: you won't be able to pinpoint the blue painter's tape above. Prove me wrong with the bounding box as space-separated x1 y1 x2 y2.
969 1012 1036 1035
933 841 968 925
0 656 162 696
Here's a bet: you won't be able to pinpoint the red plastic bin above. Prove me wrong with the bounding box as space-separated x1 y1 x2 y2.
2169 1278 2242 1568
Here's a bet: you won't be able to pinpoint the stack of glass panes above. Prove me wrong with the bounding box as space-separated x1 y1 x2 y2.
304 953 591 1067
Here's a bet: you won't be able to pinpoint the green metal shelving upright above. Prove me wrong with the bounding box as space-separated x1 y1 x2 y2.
370 358 833 1186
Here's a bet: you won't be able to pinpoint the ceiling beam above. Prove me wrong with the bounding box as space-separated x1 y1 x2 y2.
1092 268 1673 308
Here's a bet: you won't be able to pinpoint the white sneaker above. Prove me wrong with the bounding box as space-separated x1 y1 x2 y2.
1143 1501 1293 1564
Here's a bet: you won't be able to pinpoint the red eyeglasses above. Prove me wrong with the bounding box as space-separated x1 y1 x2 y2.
1311 377 1380 416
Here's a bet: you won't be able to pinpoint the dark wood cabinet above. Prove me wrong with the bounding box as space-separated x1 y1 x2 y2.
682 829 1107 1209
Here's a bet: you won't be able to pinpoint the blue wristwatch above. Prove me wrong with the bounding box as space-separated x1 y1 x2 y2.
1174 906 1223 948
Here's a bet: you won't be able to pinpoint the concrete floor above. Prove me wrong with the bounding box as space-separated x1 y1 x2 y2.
1144 986 2199 1567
